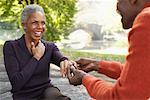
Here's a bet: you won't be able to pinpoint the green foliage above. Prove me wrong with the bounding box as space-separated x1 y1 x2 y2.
0 0 77 41
0 0 22 27
39 0 77 41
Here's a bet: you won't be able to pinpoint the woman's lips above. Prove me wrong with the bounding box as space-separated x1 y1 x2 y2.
35 32 42 37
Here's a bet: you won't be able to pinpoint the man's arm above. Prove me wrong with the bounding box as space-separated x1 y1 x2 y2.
99 60 123 79
76 58 123 79
82 10 150 99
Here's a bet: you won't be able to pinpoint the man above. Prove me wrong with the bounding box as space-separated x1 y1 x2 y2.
3 4 74 100
67 0 150 99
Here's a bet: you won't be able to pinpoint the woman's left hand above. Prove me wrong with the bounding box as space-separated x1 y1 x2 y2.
60 60 77 77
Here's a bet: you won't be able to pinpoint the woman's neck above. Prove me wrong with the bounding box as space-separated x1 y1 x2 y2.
25 34 39 45
24 34 39 54
24 34 32 54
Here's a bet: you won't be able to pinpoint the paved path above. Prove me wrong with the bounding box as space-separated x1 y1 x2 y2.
0 58 115 100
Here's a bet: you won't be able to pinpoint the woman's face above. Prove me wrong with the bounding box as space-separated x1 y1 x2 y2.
23 12 46 43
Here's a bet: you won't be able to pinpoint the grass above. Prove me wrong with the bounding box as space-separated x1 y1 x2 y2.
61 49 125 63
61 48 125 83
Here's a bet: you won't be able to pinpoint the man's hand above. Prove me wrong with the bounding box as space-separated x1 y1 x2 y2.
60 60 77 77
31 41 45 60
67 66 87 86
76 58 99 72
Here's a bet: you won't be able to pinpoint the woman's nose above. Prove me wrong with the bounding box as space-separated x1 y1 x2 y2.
37 23 43 28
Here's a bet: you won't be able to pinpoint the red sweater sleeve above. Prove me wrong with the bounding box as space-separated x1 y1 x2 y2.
98 60 123 79
82 5 150 100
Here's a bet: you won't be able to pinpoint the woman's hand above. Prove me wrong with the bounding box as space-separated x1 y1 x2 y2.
31 41 45 60
60 60 77 77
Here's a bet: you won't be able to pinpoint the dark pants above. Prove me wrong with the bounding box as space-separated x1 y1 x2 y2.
40 86 71 100
13 86 71 100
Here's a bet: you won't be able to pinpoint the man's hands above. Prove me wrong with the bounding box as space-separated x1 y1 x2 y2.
65 58 100 86
76 58 100 72
60 60 87 86
31 41 45 60
67 66 87 86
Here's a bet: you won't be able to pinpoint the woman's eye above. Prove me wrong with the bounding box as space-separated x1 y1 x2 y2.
32 21 38 24
42 22 45 25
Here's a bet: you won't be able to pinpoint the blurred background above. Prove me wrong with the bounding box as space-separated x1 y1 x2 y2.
0 0 128 99
0 0 128 55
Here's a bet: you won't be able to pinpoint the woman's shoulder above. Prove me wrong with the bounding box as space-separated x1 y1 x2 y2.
3 40 15 52
42 40 60 51
4 40 14 47
42 40 56 47
4 40 18 46
4 35 24 46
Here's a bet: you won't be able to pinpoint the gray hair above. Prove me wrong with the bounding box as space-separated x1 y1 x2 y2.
21 4 45 23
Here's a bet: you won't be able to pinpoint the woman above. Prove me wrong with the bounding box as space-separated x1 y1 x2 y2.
3 4 73 100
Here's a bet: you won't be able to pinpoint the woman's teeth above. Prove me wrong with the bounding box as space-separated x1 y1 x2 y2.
35 32 42 36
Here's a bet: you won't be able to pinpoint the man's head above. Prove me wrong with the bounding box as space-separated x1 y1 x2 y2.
116 0 147 29
21 4 46 43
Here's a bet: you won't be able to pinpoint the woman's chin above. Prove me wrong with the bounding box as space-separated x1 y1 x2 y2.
32 37 41 42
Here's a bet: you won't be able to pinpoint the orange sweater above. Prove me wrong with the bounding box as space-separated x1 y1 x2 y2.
82 3 150 100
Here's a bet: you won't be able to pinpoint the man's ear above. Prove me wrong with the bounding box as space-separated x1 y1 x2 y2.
130 0 137 4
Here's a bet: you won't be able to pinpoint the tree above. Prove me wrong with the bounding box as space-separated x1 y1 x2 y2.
0 0 77 41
